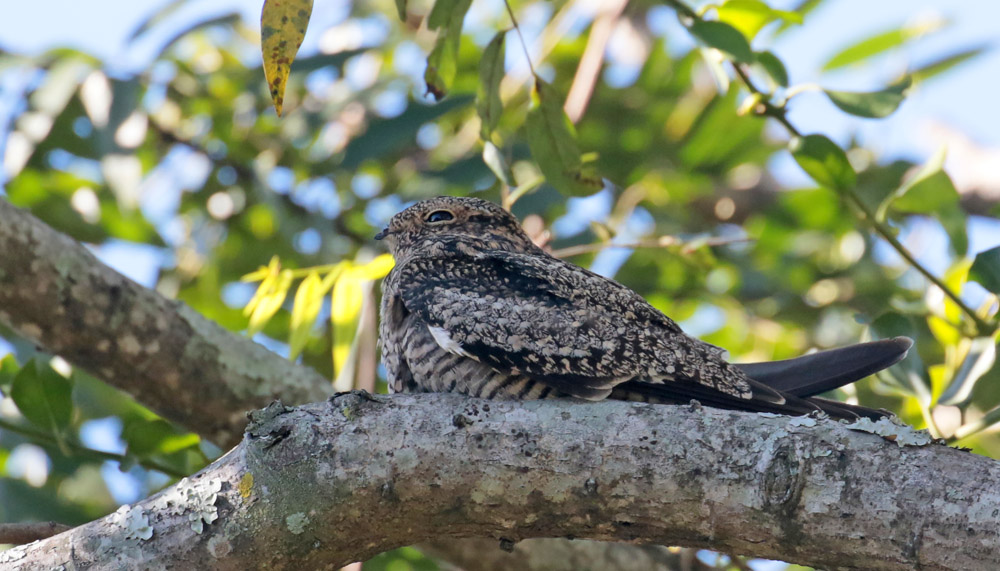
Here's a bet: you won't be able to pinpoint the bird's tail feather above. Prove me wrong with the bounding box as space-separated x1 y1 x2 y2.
732 337 913 398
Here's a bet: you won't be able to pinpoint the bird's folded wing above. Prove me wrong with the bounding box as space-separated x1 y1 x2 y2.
395 252 656 395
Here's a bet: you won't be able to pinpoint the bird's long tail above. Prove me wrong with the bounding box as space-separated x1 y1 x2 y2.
611 337 912 421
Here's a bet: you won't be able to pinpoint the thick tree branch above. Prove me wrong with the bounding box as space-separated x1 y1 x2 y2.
4 394 998 570
0 198 332 448
0 197 674 568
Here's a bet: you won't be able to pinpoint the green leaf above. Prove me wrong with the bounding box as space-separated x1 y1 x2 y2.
789 134 856 192
878 146 946 216
912 46 987 83
775 0 821 35
124 419 200 457
288 270 324 360
423 0 473 100
822 22 939 72
426 0 458 29
525 78 602 197
688 20 754 63
869 313 932 403
755 50 788 87
11 361 73 433
127 0 192 42
482 141 512 186
477 31 506 141
824 76 911 118
716 0 801 41
260 0 314 116
424 35 455 101
0 355 21 393
936 203 969 257
882 147 967 255
970 246 1000 294
394 0 407 21
153 13 241 63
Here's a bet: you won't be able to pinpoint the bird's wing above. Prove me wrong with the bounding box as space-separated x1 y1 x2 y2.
394 249 752 400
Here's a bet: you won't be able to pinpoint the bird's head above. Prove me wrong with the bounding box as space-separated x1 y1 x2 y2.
375 196 537 259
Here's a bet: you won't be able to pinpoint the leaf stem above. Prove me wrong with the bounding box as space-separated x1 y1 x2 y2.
661 0 697 20
731 64 801 137
503 0 536 77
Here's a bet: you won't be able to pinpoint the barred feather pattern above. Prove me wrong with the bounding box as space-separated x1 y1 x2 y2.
376 196 905 420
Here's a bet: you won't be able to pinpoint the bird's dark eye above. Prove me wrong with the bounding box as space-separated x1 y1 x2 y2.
426 210 454 223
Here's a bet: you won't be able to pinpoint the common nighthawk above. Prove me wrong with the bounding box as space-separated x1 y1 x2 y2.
376 196 911 420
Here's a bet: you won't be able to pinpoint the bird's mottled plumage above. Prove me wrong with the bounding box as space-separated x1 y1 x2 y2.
377 196 911 420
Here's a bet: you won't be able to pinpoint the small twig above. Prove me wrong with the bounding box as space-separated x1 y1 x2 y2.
550 235 750 259
503 0 536 77
564 0 628 123
0 522 72 545
731 64 801 137
840 191 990 335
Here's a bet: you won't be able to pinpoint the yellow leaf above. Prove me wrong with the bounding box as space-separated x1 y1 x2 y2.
240 265 272 283
318 262 347 293
351 254 395 280
331 274 363 378
261 0 313 116
242 256 282 317
288 270 324 360
248 269 293 336
926 260 971 346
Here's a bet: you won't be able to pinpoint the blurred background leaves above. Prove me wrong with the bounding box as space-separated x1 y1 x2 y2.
1 0 1000 569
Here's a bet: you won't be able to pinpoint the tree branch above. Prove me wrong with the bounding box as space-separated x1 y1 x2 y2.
0 198 332 448
0 197 686 568
4 394 998 570
0 522 72 545
563 0 629 123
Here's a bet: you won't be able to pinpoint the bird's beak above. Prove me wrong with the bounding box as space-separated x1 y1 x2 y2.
374 227 389 241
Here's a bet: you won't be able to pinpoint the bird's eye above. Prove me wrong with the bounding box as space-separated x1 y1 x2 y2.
426 210 454 223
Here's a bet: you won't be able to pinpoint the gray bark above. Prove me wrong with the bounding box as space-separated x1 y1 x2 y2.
420 538 710 571
3 393 998 571
0 198 331 448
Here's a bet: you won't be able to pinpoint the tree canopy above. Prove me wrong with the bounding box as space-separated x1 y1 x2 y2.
1 0 999 569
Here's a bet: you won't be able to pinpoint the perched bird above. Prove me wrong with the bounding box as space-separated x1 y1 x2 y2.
376 196 911 420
